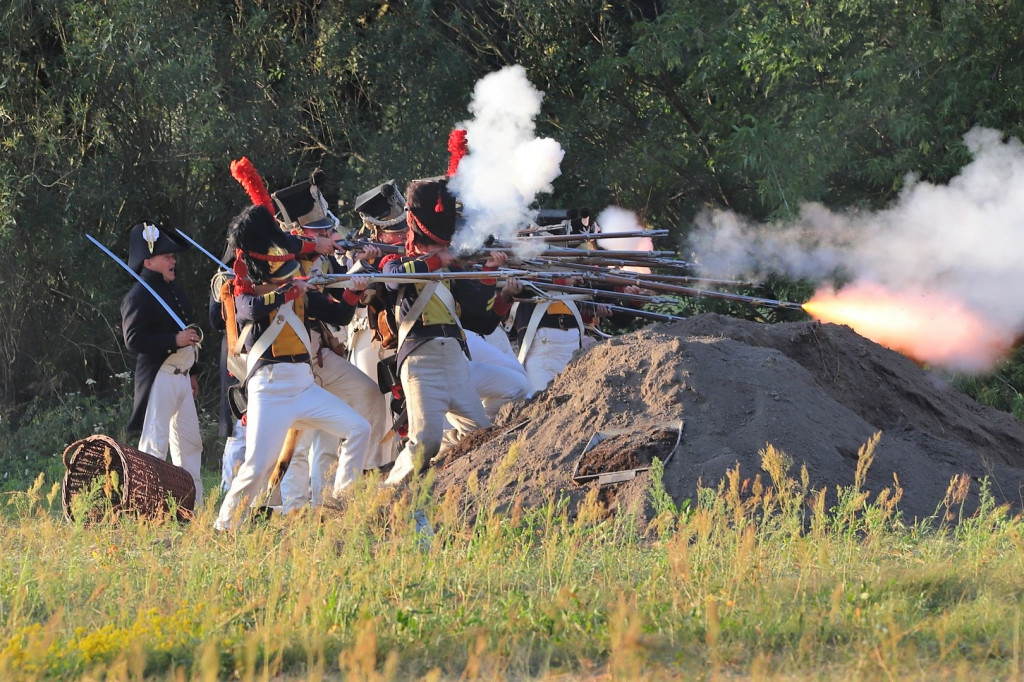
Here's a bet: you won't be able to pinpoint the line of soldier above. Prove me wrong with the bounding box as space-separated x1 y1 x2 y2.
120 162 638 532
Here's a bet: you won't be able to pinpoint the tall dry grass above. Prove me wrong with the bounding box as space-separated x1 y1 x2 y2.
2 435 1023 680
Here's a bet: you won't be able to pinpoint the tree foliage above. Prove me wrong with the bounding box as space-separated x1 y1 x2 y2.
2 0 1023 413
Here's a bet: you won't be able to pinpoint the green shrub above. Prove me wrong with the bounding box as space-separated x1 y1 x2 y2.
0 376 133 493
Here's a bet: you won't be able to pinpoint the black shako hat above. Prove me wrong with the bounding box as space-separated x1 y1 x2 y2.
271 168 337 230
354 179 406 232
229 204 300 283
405 176 456 246
127 222 186 274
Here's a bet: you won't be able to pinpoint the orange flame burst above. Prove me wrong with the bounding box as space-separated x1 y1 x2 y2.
802 281 1015 372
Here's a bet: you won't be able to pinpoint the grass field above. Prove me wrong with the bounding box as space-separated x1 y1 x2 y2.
2 437 1023 681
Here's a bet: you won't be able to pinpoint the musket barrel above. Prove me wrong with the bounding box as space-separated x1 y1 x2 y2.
512 296 687 323
509 229 669 243
334 239 405 255
458 247 677 262
521 280 671 305
583 271 804 310
310 269 534 288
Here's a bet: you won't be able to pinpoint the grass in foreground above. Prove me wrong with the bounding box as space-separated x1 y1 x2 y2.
1 434 1023 681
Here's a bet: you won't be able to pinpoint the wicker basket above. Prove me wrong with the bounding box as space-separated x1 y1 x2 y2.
61 434 196 523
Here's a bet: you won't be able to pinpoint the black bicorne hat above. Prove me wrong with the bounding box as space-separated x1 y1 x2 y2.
229 204 299 283
271 168 337 230
127 222 186 274
354 179 406 232
406 176 456 245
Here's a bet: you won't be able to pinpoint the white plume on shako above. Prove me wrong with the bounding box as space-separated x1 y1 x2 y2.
686 127 1024 373
448 65 565 252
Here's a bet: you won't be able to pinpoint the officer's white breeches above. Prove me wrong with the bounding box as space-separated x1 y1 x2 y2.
139 369 204 506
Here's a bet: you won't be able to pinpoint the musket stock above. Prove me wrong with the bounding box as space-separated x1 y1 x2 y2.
333 238 405 256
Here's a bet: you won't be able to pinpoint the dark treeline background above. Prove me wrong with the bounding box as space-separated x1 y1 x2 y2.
2 0 1023 415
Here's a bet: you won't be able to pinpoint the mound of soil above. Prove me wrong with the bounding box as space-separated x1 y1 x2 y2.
432 314 1024 524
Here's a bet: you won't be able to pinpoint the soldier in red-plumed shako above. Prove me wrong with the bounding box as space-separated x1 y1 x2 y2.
214 203 372 531
270 170 390 511
380 177 515 485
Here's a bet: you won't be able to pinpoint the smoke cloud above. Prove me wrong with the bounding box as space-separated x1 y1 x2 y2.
449 65 565 252
687 127 1024 345
595 206 655 252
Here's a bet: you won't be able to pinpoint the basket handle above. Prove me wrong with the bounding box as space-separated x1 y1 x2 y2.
61 438 89 469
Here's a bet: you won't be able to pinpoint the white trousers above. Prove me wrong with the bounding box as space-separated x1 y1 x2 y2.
385 338 489 485
464 330 530 420
277 429 314 512
482 326 517 359
138 369 204 506
278 334 388 510
522 327 582 394
220 418 247 491
470 361 531 421
214 362 370 530
348 326 398 470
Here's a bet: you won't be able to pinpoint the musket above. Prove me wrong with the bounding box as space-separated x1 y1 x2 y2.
516 279 678 306
513 292 688 323
459 246 677 262
86 234 205 342
568 270 805 311
530 254 699 270
613 272 759 288
505 229 669 244
541 246 678 259
547 261 757 287
308 269 536 289
588 303 687 323
175 229 232 271
333 237 405 256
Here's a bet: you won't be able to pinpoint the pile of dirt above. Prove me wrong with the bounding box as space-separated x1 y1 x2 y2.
433 314 1024 524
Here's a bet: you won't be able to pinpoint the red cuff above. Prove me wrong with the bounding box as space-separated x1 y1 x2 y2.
298 237 318 255
493 296 513 317
479 264 497 285
342 288 362 306
284 285 302 302
424 254 443 271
